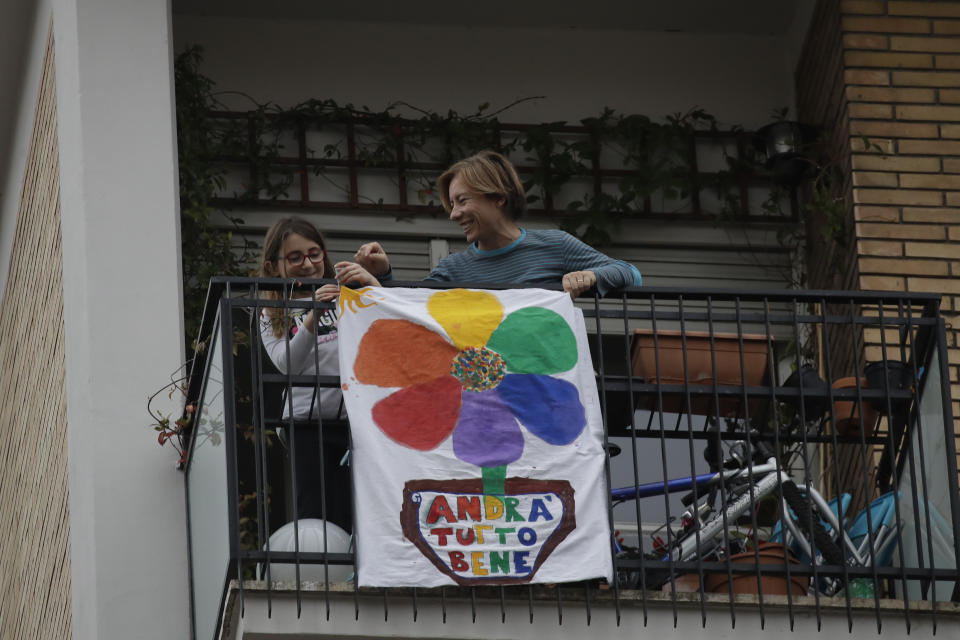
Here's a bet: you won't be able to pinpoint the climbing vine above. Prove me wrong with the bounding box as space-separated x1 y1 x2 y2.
175 45 843 350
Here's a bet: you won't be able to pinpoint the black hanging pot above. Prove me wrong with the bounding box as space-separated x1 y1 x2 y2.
754 121 818 185
782 364 829 421
864 360 913 416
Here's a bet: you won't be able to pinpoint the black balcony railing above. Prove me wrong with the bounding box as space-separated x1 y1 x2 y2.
183 277 960 639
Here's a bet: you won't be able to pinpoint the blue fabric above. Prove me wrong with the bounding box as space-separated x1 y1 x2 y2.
424 229 642 295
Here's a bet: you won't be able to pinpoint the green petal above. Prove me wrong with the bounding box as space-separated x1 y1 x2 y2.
486 307 577 374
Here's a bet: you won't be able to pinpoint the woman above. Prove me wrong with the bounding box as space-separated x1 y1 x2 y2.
354 150 642 294
258 216 378 529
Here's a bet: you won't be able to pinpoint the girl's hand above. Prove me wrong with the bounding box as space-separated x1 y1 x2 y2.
314 284 340 302
334 261 381 287
302 285 341 334
562 270 596 298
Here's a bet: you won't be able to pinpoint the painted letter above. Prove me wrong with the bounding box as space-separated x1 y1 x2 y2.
494 527 516 544
471 551 488 576
448 551 468 572
457 495 482 521
517 527 537 546
426 495 456 524
455 527 476 545
513 551 531 575
484 496 504 520
489 551 510 574
474 524 493 544
528 498 554 522
429 527 453 546
504 497 524 522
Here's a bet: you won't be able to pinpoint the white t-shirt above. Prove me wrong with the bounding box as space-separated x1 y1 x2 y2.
259 300 345 420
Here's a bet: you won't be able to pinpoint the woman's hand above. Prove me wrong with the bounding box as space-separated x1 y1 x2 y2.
303 265 379 332
354 242 391 277
334 261 381 288
562 270 596 298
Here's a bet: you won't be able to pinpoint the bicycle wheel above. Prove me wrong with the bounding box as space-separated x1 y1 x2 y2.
780 480 845 566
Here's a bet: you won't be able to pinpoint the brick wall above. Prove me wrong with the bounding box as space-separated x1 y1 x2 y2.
0 22 72 640
799 0 960 495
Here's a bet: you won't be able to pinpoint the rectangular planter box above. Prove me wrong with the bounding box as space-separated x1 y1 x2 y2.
631 329 771 417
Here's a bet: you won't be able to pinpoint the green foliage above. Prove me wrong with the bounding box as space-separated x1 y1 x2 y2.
177 46 838 314
179 64 753 247
175 46 259 354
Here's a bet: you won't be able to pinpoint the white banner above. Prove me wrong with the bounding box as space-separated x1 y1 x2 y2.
337 286 612 587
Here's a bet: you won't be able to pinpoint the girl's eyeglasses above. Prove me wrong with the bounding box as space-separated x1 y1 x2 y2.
282 248 325 266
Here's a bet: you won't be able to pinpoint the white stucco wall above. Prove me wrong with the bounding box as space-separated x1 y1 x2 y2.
0 0 48 295
53 0 188 638
173 16 797 129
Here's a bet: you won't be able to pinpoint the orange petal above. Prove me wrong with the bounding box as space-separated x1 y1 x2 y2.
354 319 459 387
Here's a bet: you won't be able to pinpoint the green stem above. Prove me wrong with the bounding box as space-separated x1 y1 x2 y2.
481 465 506 496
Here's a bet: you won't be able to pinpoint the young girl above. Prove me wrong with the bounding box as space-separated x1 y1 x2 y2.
258 216 378 530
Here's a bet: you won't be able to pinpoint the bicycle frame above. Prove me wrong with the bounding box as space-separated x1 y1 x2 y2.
612 457 862 566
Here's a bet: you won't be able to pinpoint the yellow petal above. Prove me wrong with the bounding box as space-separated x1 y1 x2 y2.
427 289 503 349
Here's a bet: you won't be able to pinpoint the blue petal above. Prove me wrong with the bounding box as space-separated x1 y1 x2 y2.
496 374 586 446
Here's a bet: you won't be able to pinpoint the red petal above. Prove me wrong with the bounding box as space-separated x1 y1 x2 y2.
372 376 462 450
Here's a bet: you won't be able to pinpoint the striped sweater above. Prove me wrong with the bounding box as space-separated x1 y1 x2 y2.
424 229 641 295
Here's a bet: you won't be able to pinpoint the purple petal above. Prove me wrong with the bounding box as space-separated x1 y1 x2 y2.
453 390 524 467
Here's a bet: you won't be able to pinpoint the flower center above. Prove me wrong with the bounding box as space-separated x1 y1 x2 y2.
451 346 506 392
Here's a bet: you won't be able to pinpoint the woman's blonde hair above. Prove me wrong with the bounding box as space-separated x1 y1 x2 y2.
259 216 335 337
438 150 527 220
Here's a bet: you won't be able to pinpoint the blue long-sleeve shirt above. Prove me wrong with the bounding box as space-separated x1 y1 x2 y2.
424 229 641 296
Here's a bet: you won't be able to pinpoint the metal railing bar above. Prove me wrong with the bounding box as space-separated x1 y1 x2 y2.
818 297 854 630
842 298 883 632
621 290 650 624
903 303 938 629
706 297 737 628
593 290 622 626
677 296 709 628
220 297 246 623
876 304 911 633
208 275 943 304
789 297 823 629
650 294 679 627
248 292 274 620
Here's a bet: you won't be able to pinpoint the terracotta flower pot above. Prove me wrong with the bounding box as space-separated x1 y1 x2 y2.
631 329 769 416
705 542 808 596
831 377 878 436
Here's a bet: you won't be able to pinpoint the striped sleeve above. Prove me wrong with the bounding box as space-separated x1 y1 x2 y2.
559 233 642 295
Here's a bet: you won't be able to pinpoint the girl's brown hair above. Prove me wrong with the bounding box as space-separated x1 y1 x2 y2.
259 216 335 337
259 216 335 277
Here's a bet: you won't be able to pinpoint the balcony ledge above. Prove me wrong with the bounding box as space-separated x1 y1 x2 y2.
220 579 960 640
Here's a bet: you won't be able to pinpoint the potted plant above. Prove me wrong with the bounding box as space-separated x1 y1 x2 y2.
831 376 878 436
705 542 808 595
631 329 770 416
754 108 818 185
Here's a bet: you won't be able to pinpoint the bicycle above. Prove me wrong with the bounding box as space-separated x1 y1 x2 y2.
610 420 897 595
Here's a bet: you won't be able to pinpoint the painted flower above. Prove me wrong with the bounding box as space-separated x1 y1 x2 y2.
353 289 586 467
